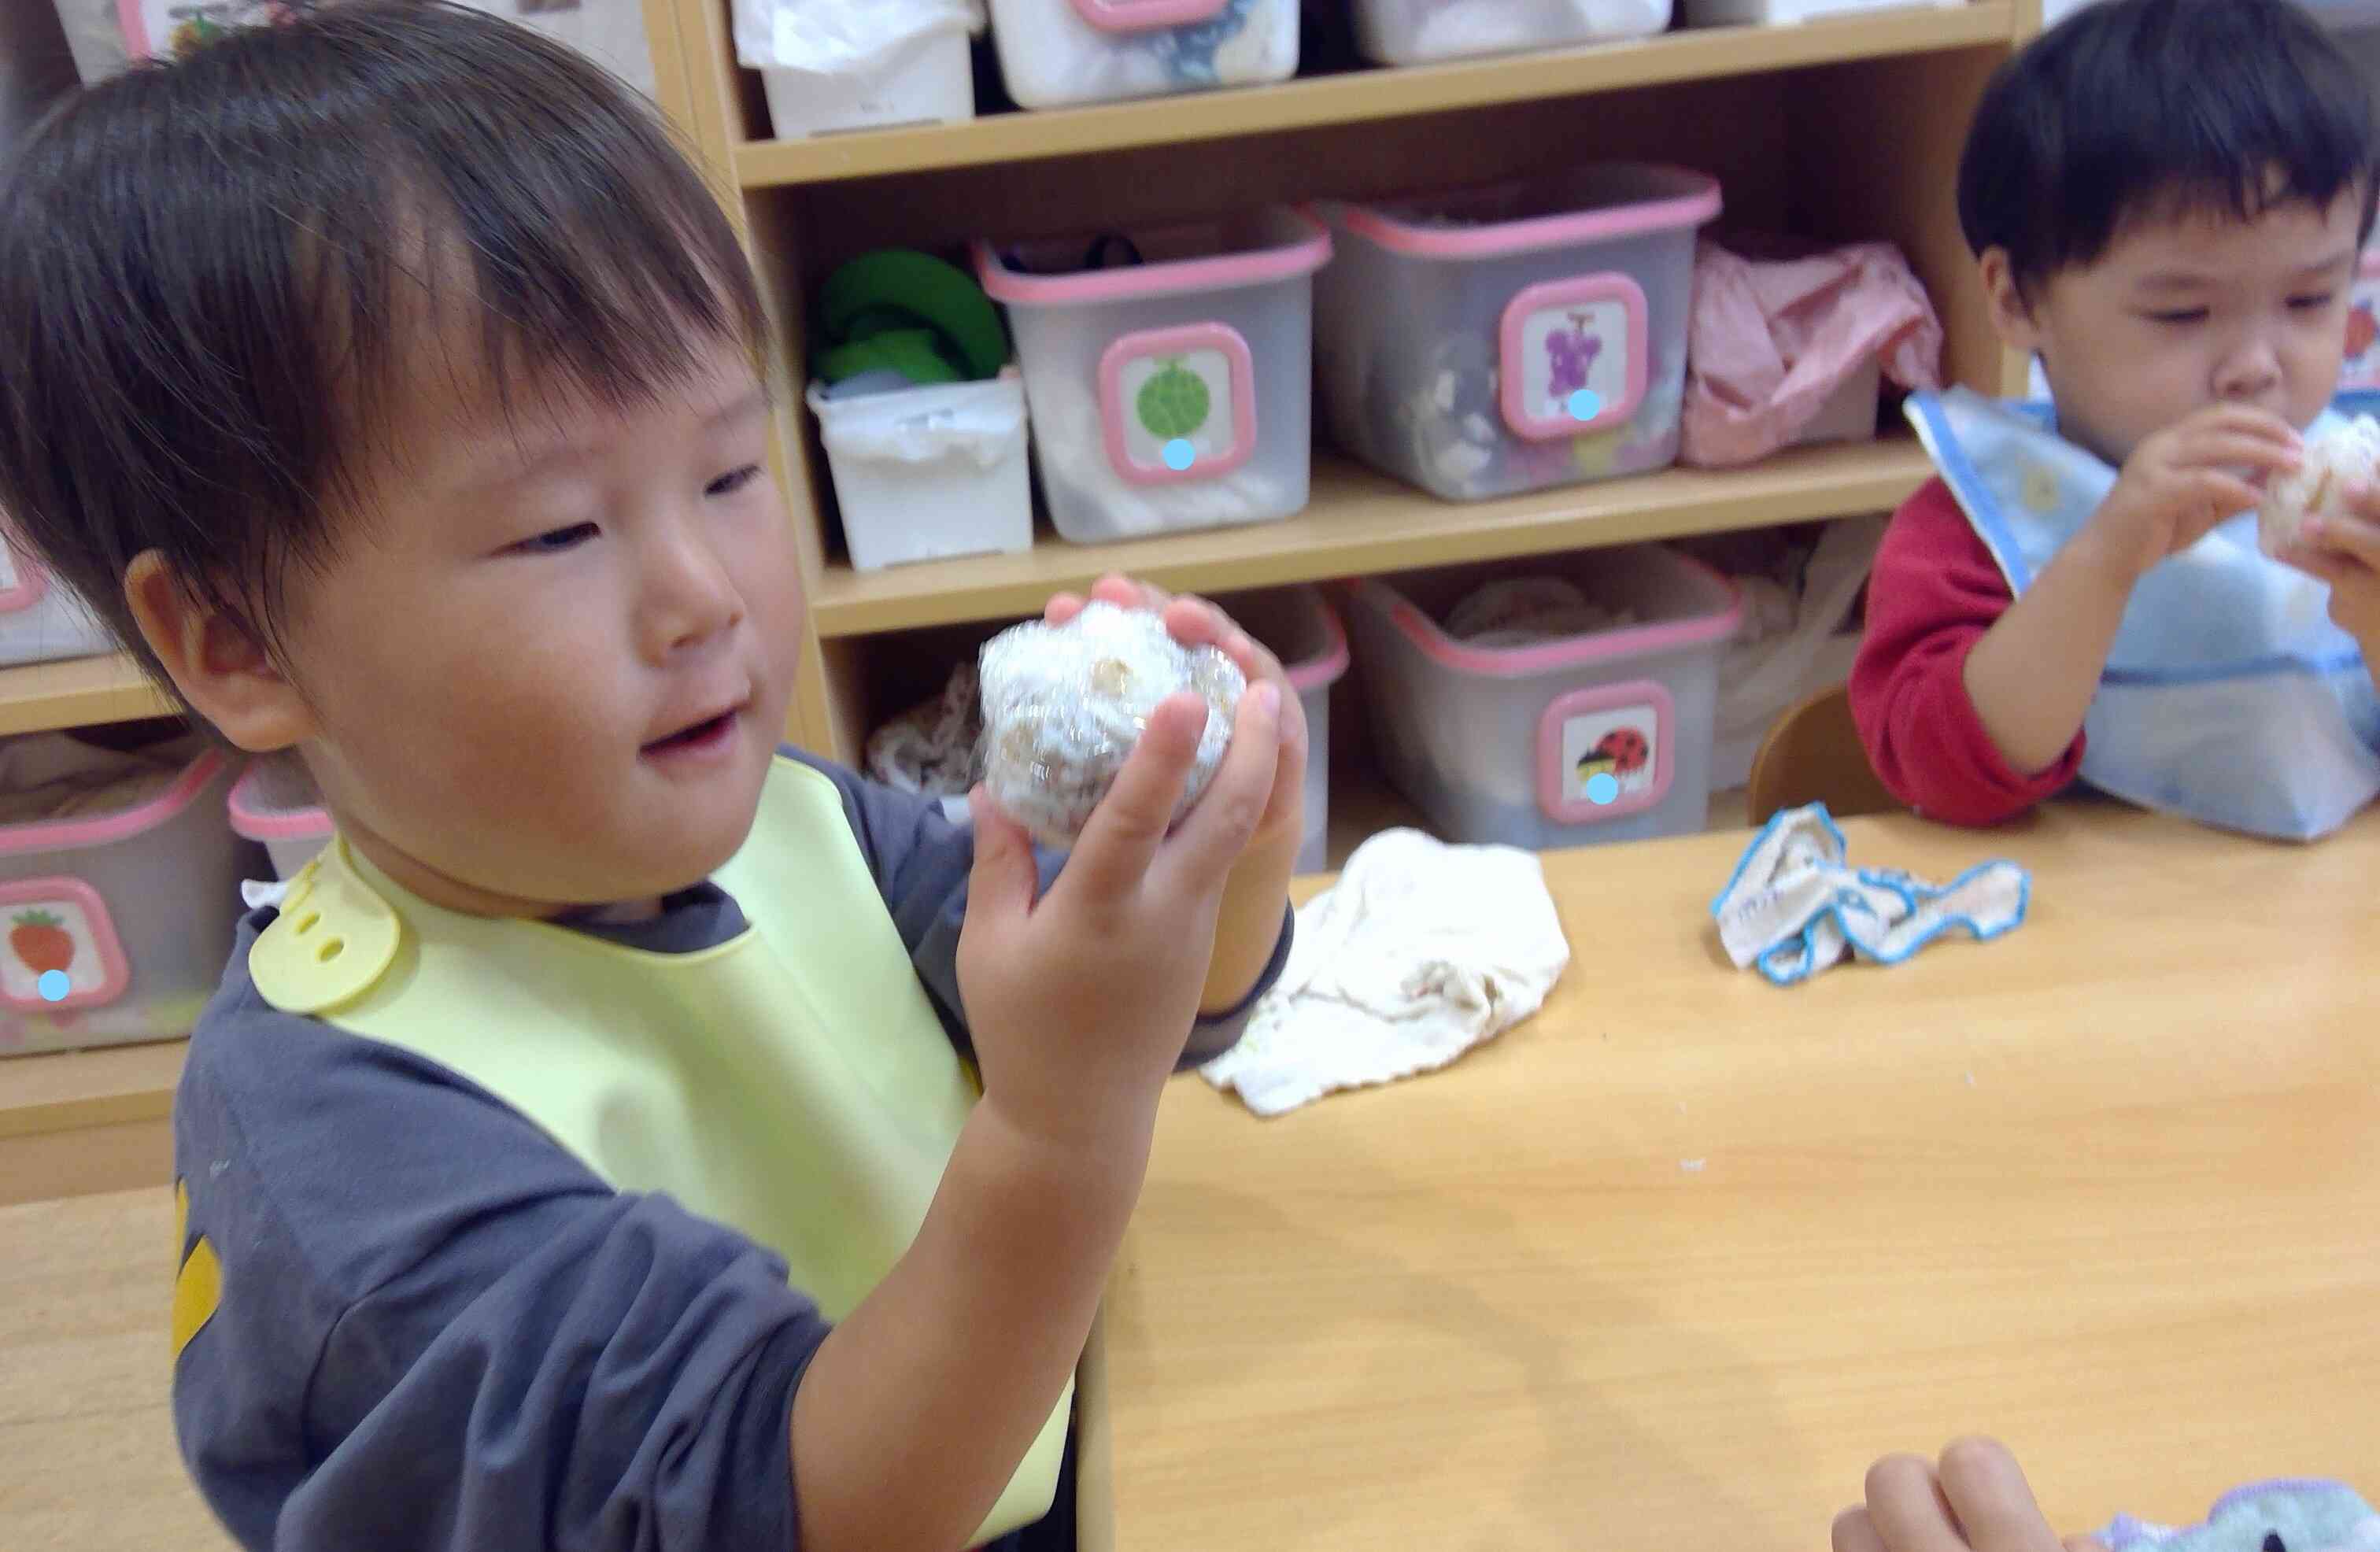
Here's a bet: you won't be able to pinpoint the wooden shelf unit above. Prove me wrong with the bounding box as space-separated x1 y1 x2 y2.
656 0 2041 764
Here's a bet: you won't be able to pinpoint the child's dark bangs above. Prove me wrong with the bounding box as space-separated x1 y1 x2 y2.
374 58 765 428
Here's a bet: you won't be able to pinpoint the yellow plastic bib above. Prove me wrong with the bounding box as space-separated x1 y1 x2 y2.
249 756 1067 1543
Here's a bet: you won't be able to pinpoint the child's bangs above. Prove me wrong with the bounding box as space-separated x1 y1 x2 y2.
324 145 767 472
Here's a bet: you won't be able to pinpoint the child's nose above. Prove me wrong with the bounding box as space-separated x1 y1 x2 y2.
642 523 743 656
2215 333 2285 400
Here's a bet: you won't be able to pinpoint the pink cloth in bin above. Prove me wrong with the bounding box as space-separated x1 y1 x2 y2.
1680 238 1944 468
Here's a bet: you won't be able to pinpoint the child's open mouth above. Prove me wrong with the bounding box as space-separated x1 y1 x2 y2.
643 709 737 757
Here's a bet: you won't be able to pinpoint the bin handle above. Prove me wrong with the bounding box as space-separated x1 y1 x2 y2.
1068 0 1229 33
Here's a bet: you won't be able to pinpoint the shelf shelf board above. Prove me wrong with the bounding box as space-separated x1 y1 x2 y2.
0 653 176 737
734 4 2014 188
810 437 1930 637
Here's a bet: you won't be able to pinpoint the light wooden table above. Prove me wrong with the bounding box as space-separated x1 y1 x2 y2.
5 803 2374 1550
1104 802 2380 1551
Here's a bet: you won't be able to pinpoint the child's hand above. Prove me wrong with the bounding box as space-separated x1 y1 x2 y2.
2086 405 2301 582
1043 573 1310 853
1835 1439 2104 1552
956 676 1281 1154
2279 492 2380 666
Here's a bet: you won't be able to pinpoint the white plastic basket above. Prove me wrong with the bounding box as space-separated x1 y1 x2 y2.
759 23 974 139
809 375 1034 572
1351 0 1670 66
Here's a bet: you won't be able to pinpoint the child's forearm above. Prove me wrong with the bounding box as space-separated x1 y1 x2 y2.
1199 819 1298 1014
1961 529 2138 774
789 1099 1152 1552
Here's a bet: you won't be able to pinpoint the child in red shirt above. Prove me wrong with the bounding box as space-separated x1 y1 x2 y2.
1851 0 2380 831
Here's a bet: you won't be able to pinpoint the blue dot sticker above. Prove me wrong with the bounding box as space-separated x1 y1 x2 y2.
1567 389 1602 422
1584 772 1620 807
1162 438 1196 471
36 969 69 1003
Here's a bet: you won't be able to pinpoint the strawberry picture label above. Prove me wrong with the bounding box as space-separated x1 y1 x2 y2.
0 881 128 1012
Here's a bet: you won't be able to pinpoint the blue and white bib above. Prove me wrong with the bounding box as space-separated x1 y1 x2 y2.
1907 387 2380 841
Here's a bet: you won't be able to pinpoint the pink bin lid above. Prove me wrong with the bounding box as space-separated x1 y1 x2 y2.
974 209 1332 309
1357 552 1744 681
228 757 334 844
1316 164 1722 263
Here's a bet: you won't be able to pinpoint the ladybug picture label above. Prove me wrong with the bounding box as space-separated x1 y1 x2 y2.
1561 703 1659 808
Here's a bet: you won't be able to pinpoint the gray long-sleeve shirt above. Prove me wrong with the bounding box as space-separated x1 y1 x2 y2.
169 753 1288 1552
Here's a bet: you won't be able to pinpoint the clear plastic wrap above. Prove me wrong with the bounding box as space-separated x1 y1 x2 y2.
2261 413 2380 558
978 602 1244 846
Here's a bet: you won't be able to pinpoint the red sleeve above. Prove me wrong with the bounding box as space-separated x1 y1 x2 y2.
1846 477 2086 827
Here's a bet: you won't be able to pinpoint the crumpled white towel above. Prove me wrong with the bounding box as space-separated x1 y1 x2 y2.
1710 804 2030 987
1200 828 1571 1117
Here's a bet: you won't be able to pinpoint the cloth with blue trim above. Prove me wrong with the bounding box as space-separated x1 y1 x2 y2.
2095 1479 2378 1552
1710 804 2029 986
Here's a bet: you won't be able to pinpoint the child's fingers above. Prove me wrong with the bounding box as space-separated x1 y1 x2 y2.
2178 403 2304 451
2304 511 2380 564
1155 681 1281 895
957 788 1042 954
1834 1507 1892 1552
2281 543 2354 585
1935 1439 2068 1552
2170 427 2303 474
1044 592 1086 625
1864 1454 1972 1552
1059 693 1206 901
1089 572 1169 612
2174 471 2264 531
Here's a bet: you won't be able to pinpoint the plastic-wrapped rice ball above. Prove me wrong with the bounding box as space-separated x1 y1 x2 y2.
978 602 1245 847
2260 413 2380 558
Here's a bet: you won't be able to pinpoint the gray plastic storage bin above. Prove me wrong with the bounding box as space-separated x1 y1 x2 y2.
1214 586 1348 875
1343 547 1741 850
0 735 257 1056
1314 166 1720 502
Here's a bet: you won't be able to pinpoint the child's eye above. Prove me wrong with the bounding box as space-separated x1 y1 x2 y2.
705 464 763 498
515 522 600 554
2145 309 2208 326
2288 293 2336 311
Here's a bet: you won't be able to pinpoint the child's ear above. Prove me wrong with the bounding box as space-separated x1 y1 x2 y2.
1979 248 2046 355
124 551 313 752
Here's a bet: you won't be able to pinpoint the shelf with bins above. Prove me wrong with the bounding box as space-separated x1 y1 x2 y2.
727 4 2017 187
663 0 2025 764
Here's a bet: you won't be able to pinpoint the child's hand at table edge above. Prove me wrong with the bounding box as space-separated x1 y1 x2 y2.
1044 572 1306 1014
2281 486 2380 682
1835 1439 2105 1552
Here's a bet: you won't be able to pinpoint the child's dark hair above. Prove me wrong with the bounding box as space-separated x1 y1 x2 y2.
0 0 764 700
1958 0 2378 296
